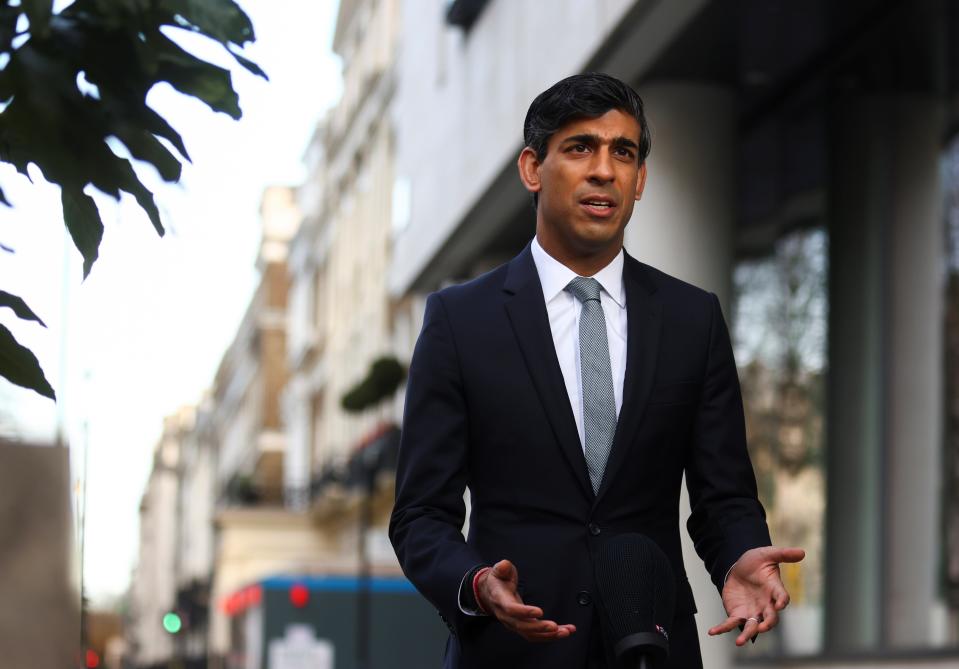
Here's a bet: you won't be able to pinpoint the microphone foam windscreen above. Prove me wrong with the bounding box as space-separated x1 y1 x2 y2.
594 533 677 644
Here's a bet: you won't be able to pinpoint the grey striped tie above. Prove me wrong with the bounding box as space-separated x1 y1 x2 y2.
565 277 616 495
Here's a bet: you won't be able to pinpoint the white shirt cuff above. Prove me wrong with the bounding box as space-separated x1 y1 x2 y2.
724 560 738 586
458 565 489 616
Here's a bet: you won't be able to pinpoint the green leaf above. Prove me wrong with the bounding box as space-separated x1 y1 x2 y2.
140 106 192 162
0 0 254 284
23 0 54 38
228 45 268 80
0 291 47 326
158 59 240 118
61 188 103 278
0 6 19 48
158 0 255 47
0 322 55 399
115 126 182 183
112 157 164 236
149 34 242 118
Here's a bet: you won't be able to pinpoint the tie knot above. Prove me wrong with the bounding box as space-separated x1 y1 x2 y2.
565 276 603 304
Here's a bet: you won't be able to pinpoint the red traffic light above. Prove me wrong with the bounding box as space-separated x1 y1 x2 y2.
289 583 309 608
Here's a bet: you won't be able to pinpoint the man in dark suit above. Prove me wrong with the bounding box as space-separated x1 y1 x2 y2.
389 73 804 668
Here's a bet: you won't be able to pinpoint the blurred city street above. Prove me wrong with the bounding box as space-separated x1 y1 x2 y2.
2 0 959 668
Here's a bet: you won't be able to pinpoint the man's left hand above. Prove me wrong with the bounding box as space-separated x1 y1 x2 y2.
707 546 805 646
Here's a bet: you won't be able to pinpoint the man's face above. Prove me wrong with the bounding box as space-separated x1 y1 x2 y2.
519 109 647 261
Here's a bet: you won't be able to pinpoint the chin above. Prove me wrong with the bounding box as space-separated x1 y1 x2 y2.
570 234 623 256
572 224 624 247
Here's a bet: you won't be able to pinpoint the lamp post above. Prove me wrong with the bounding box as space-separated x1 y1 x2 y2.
341 356 406 669
355 434 383 669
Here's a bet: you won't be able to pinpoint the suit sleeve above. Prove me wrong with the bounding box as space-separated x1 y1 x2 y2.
685 292 771 593
389 292 485 627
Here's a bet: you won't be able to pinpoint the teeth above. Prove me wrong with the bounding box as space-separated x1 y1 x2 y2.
586 202 611 207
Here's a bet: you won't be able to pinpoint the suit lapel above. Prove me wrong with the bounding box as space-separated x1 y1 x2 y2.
503 245 593 500
594 253 663 508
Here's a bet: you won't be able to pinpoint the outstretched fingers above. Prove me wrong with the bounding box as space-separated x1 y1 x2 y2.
773 585 791 610
481 558 575 643
526 624 577 642
511 617 559 634
735 617 761 646
513 618 576 641
503 608 577 642
713 545 805 647
764 546 805 564
708 615 745 637
709 614 763 645
497 600 543 619
757 603 779 633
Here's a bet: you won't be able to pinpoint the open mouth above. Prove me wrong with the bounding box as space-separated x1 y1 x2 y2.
580 197 617 216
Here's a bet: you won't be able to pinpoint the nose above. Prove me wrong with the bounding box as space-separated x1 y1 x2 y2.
587 148 615 184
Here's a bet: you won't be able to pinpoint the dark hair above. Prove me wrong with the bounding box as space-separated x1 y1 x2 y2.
523 72 651 163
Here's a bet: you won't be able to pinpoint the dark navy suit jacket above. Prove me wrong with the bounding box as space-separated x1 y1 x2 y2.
389 244 771 668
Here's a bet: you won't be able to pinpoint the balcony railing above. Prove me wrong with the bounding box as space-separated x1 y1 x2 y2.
309 424 400 516
220 474 284 508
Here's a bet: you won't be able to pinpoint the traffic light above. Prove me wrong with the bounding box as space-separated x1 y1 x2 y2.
162 611 183 634
289 583 309 608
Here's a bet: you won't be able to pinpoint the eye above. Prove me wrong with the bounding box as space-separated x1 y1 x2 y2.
614 146 635 159
567 143 589 153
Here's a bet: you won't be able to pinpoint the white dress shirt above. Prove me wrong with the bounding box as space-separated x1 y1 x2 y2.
530 236 627 450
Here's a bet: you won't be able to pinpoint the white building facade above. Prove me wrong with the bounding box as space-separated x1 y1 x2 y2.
285 0 401 520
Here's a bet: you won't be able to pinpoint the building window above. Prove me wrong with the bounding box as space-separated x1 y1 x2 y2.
732 225 828 655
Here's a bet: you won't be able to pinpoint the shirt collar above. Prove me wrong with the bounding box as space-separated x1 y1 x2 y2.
530 236 626 308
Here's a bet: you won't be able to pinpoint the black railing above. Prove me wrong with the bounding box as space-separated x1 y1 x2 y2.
221 474 284 507
309 425 401 500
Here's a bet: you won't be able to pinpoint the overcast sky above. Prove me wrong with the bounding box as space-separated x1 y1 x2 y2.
0 0 343 604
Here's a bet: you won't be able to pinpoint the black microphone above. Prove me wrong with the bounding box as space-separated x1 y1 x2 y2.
594 533 677 669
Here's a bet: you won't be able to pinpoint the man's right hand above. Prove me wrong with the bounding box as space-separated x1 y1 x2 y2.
476 559 577 642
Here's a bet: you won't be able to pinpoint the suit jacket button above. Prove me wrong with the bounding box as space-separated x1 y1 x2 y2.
588 522 601 536
577 590 592 606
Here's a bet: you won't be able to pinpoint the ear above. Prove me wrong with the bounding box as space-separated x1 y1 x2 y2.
634 162 648 200
517 147 542 195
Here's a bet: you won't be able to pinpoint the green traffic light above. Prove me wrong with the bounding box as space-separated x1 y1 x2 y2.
162 612 182 634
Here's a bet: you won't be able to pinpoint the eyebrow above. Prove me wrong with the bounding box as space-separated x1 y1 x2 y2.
561 133 639 151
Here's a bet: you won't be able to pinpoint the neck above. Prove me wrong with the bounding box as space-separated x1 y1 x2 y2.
535 230 622 277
